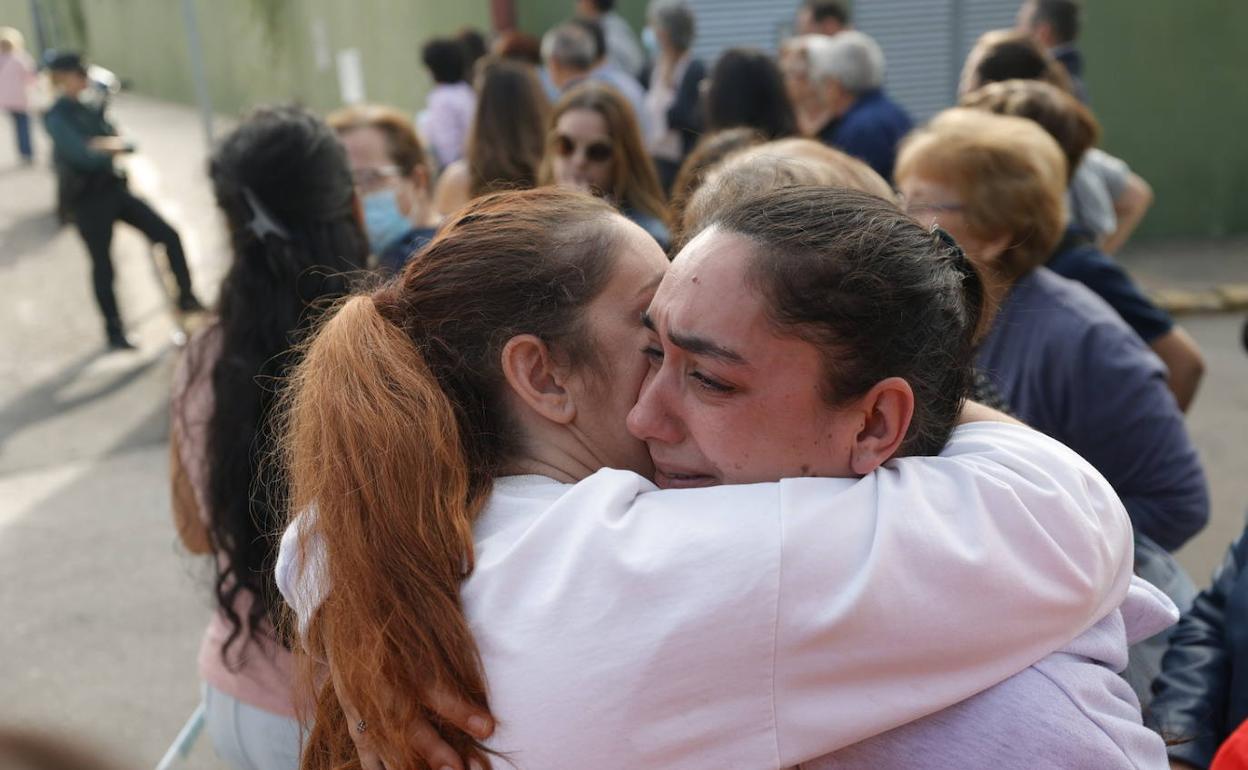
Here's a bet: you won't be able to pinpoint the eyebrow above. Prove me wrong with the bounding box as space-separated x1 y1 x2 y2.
640 311 749 366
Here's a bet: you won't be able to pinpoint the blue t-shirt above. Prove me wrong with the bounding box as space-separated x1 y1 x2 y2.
624 207 670 251
977 267 1208 552
379 226 437 276
1047 228 1174 344
829 89 912 182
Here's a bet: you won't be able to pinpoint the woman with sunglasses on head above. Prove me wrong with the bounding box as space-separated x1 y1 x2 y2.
169 105 369 770
432 56 550 218
276 185 1141 770
539 80 671 248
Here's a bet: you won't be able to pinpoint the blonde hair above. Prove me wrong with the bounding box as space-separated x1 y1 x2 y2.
0 27 25 50
896 108 1068 281
680 138 896 241
327 103 428 176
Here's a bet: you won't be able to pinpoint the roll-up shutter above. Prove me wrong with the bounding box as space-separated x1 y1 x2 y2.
684 0 1021 124
957 0 1022 66
687 0 794 63
855 0 958 123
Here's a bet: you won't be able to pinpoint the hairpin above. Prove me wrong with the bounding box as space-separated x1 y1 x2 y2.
241 186 291 242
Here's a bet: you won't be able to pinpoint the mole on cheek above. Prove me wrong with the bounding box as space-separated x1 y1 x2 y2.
691 275 700 284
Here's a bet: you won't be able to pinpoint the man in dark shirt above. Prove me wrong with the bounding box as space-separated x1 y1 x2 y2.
43 53 202 350
1017 0 1088 102
783 31 911 182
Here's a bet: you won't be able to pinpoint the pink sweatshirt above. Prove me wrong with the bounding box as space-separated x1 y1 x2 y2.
0 49 36 111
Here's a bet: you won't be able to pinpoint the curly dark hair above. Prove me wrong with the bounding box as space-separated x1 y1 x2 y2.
191 104 369 663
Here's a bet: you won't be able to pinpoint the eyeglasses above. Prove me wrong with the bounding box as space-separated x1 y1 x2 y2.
555 134 614 164
903 200 966 216
350 165 401 192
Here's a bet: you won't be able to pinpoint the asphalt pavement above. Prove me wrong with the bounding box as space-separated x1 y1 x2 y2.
0 94 1245 769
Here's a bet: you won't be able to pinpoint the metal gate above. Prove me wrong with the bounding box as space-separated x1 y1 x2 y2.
686 0 1018 122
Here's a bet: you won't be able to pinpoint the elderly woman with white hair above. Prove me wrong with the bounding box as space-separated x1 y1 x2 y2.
780 30 911 180
642 0 705 190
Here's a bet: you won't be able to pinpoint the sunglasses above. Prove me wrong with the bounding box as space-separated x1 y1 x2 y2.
555 134 614 163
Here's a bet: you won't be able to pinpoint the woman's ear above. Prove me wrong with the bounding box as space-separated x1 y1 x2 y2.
500 334 577 425
848 377 915 475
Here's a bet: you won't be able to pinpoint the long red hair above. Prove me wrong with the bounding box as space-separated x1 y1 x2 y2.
283 188 624 769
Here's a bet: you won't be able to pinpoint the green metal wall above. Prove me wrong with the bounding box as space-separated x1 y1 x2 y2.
515 0 647 38
1 0 490 119
1082 0 1248 238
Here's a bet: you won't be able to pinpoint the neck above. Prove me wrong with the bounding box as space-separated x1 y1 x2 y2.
406 197 439 229
501 410 609 484
975 260 1018 335
795 95 837 137
504 440 600 484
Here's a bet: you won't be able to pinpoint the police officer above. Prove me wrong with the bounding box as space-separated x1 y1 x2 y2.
44 52 202 350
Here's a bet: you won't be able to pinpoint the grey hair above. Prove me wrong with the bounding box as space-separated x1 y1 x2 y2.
541 22 597 72
808 30 886 94
647 0 695 53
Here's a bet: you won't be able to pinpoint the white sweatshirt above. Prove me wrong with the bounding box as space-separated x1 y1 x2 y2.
278 421 1136 768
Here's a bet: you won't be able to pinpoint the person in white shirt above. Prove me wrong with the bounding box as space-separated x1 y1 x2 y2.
576 0 646 78
277 186 1138 770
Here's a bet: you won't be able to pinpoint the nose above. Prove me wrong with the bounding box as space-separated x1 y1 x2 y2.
626 366 683 445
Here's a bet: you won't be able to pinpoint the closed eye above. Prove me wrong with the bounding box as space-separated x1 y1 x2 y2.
691 371 734 393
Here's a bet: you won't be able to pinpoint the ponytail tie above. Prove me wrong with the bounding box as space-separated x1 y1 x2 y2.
932 226 968 266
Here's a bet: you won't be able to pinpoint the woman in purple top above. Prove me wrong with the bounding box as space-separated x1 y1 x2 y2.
897 107 1209 555
419 37 477 170
897 107 1208 716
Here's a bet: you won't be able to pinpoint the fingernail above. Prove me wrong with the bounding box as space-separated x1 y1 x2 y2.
467 715 491 738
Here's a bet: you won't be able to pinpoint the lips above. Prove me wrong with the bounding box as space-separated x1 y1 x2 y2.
653 466 718 490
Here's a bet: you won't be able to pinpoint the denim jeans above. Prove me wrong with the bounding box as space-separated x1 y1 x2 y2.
203 683 303 770
9 110 32 160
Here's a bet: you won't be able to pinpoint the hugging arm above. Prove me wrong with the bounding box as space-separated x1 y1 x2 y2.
769 422 1134 763
277 422 1134 767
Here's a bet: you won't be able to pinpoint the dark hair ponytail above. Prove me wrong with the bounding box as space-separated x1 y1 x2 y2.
188 104 369 665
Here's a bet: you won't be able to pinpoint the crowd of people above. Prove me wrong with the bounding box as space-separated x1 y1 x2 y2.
7 0 1248 769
